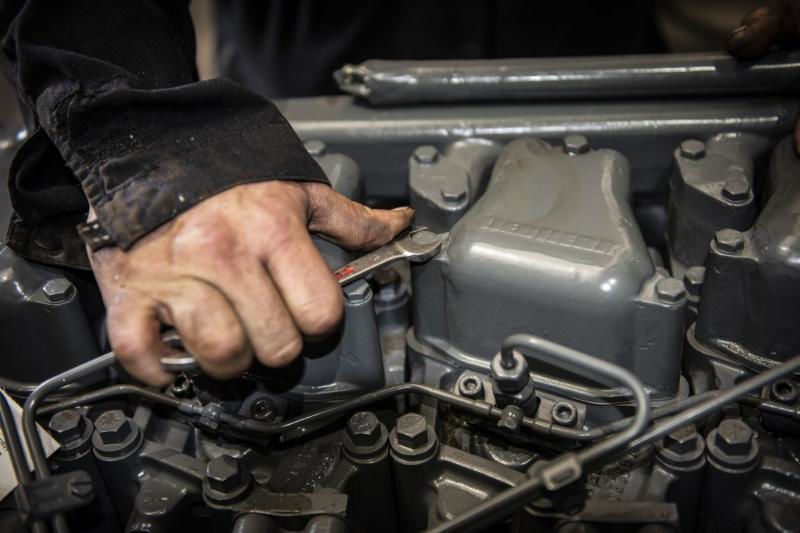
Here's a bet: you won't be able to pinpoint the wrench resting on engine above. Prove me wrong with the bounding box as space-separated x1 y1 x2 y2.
159 227 444 373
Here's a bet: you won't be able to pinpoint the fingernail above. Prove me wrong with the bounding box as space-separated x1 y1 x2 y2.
392 206 414 213
729 25 751 40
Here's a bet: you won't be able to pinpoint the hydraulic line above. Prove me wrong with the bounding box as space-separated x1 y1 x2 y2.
21 351 117 533
0 392 48 533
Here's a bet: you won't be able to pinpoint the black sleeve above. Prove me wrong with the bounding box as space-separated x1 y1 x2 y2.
2 0 327 260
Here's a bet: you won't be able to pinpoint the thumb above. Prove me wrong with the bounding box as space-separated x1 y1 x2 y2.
726 2 799 59
302 182 414 251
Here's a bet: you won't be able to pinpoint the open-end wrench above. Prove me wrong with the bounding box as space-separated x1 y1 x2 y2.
159 227 444 373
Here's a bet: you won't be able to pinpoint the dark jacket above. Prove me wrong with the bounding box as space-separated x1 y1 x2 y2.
1 0 326 269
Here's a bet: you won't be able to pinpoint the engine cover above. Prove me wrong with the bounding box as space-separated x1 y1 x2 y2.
411 138 685 399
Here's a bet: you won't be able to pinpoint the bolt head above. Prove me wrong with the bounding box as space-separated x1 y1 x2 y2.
346 411 381 447
43 278 74 303
395 413 429 449
680 139 706 160
551 401 577 427
304 140 327 157
48 410 86 444
683 266 705 296
413 145 439 164
655 277 686 304
343 279 372 304
457 374 485 399
206 455 244 493
770 380 798 404
663 425 700 455
440 184 467 203
94 410 132 444
714 228 745 254
722 172 751 203
250 398 276 421
714 419 753 456
563 134 589 155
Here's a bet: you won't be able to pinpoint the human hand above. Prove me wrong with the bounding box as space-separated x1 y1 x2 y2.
90 181 414 385
726 0 800 152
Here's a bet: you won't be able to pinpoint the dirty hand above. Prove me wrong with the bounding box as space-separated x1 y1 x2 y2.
726 0 800 152
90 181 414 385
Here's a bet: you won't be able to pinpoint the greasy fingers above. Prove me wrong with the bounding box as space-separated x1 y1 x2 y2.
106 290 173 386
258 219 343 337
726 2 800 58
165 281 252 379
303 182 414 251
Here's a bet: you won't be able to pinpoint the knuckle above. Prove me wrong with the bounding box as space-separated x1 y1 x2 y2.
264 335 303 367
298 296 343 335
194 331 246 365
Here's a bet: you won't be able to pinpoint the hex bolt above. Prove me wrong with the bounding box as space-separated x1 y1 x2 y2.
680 139 706 160
563 134 589 155
663 425 700 455
413 145 439 164
655 277 686 304
683 266 705 297
722 173 751 203
770 380 798 404
170 373 193 398
714 228 745 254
713 419 754 456
250 398 276 421
551 401 578 427
411 230 439 245
457 374 485 399
48 409 87 444
440 184 467 203
346 411 381 447
206 455 248 495
344 279 372 304
43 278 74 303
94 410 133 445
304 140 327 157
395 413 430 449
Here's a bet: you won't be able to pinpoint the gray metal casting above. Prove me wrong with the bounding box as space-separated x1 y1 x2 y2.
667 132 770 274
333 52 800 105
411 137 685 400
695 136 800 371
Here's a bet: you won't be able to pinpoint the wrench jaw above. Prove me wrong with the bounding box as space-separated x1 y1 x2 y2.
396 227 445 263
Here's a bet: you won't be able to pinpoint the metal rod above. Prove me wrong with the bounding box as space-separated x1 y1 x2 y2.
335 52 800 105
0 392 49 533
37 384 184 417
21 352 117 533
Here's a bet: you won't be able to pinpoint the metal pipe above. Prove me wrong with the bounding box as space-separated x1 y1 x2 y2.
21 352 117 533
335 52 800 105
37 384 184 417
0 392 49 533
426 334 651 533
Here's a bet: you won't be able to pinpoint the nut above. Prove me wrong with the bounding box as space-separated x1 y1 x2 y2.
563 134 589 155
680 139 706 160
304 140 327 157
94 410 133 445
714 228 745 254
441 184 467 203
683 266 705 297
714 419 754 456
722 172 751 203
48 409 86 444
490 350 530 393
395 413 429 449
43 278 74 303
655 277 686 304
206 455 246 494
457 374 485 399
663 425 700 455
413 145 439 164
346 412 381 447
551 401 577 427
